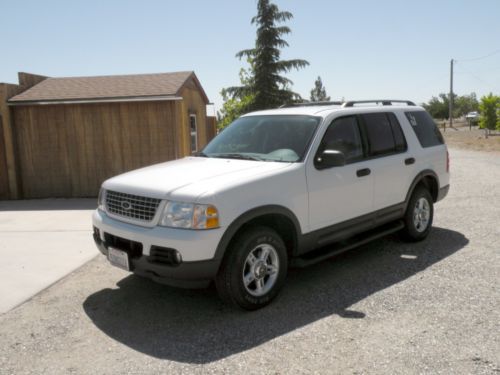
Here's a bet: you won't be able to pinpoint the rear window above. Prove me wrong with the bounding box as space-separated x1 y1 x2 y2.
388 113 407 152
405 111 444 148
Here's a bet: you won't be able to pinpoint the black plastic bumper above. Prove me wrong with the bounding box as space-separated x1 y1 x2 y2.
93 231 220 289
437 184 450 202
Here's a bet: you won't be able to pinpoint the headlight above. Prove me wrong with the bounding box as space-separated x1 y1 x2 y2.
97 188 106 211
159 201 219 229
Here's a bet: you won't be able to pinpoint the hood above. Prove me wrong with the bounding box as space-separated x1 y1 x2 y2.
102 156 292 200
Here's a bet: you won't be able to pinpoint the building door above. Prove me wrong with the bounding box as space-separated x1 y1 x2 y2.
0 114 10 199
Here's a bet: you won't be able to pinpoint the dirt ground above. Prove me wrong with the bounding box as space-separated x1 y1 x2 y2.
438 121 500 152
0 149 499 374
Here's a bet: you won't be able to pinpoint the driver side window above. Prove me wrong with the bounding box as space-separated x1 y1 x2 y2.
319 116 364 163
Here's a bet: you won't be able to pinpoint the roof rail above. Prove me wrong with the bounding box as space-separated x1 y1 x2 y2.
280 101 343 108
342 100 415 107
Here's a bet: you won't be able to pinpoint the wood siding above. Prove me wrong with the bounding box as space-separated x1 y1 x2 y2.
206 116 217 142
0 114 9 199
12 101 179 198
0 83 24 199
179 86 208 153
0 74 48 199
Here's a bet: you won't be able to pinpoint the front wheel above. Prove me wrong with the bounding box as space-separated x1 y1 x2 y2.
401 186 434 242
215 226 288 310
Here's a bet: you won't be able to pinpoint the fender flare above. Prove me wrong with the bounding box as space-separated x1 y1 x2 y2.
213 205 302 261
404 170 440 210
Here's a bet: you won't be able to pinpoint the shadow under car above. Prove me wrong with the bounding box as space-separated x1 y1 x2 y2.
83 227 468 364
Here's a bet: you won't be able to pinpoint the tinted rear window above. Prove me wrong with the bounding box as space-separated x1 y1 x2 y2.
405 111 444 148
388 113 407 152
361 113 397 156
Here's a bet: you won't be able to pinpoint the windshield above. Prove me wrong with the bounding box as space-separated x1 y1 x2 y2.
201 115 321 162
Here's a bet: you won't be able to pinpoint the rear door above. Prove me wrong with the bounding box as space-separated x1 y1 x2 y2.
359 112 414 211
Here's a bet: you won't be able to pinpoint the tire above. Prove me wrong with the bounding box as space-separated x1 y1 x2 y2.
215 226 288 310
401 186 434 242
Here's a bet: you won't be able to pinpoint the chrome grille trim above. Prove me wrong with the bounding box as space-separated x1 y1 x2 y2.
105 190 161 223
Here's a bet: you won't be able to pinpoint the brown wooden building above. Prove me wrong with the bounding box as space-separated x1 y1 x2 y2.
0 71 216 199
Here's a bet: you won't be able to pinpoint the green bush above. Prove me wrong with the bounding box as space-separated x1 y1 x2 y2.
479 93 500 131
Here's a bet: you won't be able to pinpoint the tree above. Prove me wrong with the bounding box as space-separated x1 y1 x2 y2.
217 90 255 130
423 93 452 119
479 93 499 132
497 106 500 131
217 66 255 129
454 93 479 117
223 0 309 117
310 76 330 102
423 93 479 119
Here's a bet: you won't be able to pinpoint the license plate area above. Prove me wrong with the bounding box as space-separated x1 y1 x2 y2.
104 232 143 258
108 247 130 271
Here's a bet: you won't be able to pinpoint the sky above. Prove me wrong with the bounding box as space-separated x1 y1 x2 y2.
1 0 500 114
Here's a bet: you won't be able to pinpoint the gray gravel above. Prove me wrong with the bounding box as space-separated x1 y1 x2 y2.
0 148 499 374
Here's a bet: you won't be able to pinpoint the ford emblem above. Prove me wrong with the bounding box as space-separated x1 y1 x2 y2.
121 201 132 210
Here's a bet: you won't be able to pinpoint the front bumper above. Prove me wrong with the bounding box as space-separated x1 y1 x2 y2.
92 209 224 288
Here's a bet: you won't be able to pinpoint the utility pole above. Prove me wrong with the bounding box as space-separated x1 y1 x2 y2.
449 59 454 128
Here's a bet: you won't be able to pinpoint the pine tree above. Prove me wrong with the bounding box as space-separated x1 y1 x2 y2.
310 76 330 102
224 0 309 113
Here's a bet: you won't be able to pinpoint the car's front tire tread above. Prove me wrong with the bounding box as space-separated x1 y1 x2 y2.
215 226 288 310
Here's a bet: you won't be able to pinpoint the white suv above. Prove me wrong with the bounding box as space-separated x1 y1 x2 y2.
92 100 450 310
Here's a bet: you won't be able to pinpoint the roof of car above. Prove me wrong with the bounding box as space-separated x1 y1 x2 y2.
244 101 425 118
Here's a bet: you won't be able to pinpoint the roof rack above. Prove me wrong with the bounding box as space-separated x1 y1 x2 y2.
280 101 343 108
280 100 416 109
342 100 415 107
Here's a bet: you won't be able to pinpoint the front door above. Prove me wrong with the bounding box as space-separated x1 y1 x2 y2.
306 115 374 232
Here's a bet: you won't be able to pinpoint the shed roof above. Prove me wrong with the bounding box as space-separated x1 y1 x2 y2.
8 71 209 104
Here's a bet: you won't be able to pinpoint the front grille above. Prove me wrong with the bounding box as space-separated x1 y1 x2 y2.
105 190 161 222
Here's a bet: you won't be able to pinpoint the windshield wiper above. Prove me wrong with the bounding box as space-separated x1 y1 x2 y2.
212 153 262 161
193 151 209 157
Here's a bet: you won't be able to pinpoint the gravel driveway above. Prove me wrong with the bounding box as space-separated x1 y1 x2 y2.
0 148 499 374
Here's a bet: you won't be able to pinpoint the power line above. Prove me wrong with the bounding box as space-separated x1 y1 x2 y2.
447 50 499 123
457 66 500 74
456 49 500 63
455 67 498 91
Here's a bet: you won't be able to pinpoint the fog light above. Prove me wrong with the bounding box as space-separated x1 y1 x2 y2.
149 246 182 266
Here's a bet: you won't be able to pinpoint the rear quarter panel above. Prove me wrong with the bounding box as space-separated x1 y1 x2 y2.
394 110 449 190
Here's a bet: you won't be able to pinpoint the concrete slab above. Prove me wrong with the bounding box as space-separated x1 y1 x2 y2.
0 199 98 313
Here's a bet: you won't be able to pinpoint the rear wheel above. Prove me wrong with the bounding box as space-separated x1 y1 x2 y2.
215 226 288 310
401 186 434 241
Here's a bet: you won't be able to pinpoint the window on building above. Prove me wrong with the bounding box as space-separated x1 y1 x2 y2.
190 114 197 153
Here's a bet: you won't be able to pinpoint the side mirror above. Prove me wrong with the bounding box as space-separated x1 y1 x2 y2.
315 149 346 169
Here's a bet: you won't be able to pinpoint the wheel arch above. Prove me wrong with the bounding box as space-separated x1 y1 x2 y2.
405 170 440 209
214 205 302 263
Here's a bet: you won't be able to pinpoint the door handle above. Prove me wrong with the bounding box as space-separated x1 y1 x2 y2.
405 157 415 165
356 168 371 177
